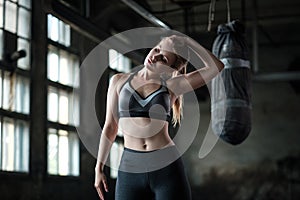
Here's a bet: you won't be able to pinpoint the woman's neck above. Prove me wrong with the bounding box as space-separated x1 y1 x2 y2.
138 67 161 81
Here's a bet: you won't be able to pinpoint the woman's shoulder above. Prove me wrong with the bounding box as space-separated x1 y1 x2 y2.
111 72 132 83
110 72 133 92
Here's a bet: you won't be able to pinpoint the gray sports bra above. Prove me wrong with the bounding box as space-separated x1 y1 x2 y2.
118 72 171 121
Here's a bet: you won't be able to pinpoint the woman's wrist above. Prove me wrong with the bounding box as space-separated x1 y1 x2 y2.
95 162 104 173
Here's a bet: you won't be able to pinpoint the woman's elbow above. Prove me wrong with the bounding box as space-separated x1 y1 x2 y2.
217 61 225 72
102 123 118 141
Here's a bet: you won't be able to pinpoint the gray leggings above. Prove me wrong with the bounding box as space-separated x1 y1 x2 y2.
115 146 192 200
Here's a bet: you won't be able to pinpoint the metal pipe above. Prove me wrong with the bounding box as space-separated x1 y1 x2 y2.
121 0 170 30
252 0 259 73
85 0 90 18
51 0 109 43
253 72 300 81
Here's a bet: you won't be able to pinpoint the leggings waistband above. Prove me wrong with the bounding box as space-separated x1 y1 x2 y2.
123 145 176 154
119 145 180 173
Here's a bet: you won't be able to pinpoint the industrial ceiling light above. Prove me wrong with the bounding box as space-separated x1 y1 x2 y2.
121 0 171 30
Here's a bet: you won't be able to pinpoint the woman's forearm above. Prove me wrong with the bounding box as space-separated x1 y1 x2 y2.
95 125 118 172
186 37 224 72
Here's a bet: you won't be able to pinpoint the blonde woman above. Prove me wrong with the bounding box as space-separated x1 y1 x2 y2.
94 35 224 200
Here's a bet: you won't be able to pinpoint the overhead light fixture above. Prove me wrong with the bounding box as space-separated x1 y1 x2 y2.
121 0 171 30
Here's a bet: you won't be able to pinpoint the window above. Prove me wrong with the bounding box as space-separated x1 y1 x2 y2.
47 46 79 88
0 0 3 29
47 14 70 47
108 49 132 178
1 71 30 114
0 0 31 173
4 0 17 34
47 128 79 176
109 142 123 178
0 0 31 68
47 86 79 126
109 49 131 73
0 29 3 59
47 14 80 176
0 117 29 172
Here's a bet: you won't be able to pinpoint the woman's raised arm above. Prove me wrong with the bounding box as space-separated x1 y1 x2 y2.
167 36 224 96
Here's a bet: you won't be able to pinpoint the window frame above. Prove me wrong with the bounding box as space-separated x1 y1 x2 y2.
0 0 32 174
46 14 81 177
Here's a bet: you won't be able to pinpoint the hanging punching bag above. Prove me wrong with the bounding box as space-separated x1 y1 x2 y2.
211 20 252 145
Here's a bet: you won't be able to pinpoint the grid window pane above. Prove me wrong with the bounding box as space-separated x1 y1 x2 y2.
0 29 3 59
110 142 123 178
66 55 79 88
4 1 17 33
47 48 59 82
47 14 59 42
19 0 31 9
0 72 2 107
18 7 31 38
59 51 69 85
73 58 80 88
47 46 79 87
17 38 31 70
48 87 58 122
14 120 29 171
58 21 64 45
48 129 79 176
109 49 131 73
68 132 79 176
58 91 69 124
0 0 3 28
58 18 70 47
2 118 14 171
109 49 118 70
48 128 58 174
64 23 71 47
123 58 131 72
70 93 79 126
59 51 77 87
47 14 71 47
2 72 30 113
3 72 12 110
15 76 30 114
1 118 29 172
58 130 69 175
47 87 77 125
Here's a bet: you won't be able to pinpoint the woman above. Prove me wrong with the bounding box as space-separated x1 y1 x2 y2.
94 35 224 200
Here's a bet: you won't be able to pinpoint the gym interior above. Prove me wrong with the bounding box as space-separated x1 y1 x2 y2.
0 0 299 199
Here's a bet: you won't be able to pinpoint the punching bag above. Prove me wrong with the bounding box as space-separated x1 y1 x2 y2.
211 20 252 145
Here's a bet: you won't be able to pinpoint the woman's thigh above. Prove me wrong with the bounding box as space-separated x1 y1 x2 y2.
149 158 192 200
115 171 153 200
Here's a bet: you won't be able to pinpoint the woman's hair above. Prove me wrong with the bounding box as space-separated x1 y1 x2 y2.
172 65 186 126
161 36 189 126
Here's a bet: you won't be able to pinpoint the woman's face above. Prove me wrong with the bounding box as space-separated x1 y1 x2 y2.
144 39 177 73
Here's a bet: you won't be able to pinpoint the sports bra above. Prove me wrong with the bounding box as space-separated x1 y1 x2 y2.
118 72 171 121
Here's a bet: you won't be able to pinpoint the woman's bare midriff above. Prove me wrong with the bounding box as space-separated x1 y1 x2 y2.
118 117 174 151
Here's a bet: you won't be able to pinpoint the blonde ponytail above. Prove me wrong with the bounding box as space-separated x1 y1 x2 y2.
172 63 187 126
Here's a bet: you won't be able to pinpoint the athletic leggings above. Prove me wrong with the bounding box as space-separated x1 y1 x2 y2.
115 146 192 200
